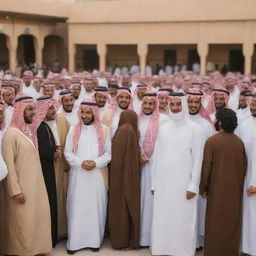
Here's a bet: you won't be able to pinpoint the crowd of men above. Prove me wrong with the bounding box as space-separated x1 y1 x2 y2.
0 69 256 256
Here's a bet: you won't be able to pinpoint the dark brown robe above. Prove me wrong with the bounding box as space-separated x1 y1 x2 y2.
109 110 141 249
200 132 247 256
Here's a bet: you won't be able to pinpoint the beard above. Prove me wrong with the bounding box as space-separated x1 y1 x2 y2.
82 116 94 125
119 104 129 110
24 116 32 124
189 109 200 115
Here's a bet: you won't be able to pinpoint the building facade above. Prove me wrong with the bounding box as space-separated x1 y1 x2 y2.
1 0 256 75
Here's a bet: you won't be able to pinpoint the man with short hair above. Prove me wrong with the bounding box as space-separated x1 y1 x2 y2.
151 92 203 256
58 90 78 126
65 100 111 254
2 96 52 255
200 108 247 256
102 87 133 137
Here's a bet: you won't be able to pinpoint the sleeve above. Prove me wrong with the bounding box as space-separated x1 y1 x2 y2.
95 127 112 169
2 131 21 197
249 139 256 187
199 138 214 195
187 126 204 194
0 136 8 181
37 124 56 161
64 126 83 169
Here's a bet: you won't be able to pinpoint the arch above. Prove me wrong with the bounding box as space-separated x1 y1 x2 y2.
17 34 36 66
43 35 65 73
0 33 10 71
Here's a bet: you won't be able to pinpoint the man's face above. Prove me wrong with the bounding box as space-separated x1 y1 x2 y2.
226 80 235 90
117 93 131 109
53 80 61 90
84 81 94 92
23 77 32 86
214 93 226 109
0 109 4 126
43 86 54 97
170 98 182 113
33 79 42 92
3 91 14 105
239 95 247 109
72 85 81 99
142 98 155 115
152 79 161 88
122 77 131 87
62 95 74 113
24 104 35 124
158 94 169 111
81 107 94 125
188 97 201 115
137 87 147 100
250 100 256 117
95 93 107 108
109 87 118 97
45 105 56 121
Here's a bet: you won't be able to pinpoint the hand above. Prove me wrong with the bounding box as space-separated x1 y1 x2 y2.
81 160 96 171
151 190 154 195
186 191 196 200
13 193 25 204
247 186 256 196
140 154 149 165
54 147 61 161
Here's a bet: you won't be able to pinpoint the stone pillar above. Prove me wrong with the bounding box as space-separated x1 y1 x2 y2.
68 43 75 73
197 43 208 75
6 36 17 75
35 37 44 68
243 43 254 74
138 43 148 74
97 43 107 72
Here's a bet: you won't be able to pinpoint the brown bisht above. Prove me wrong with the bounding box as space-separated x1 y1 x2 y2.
200 132 247 256
109 109 141 249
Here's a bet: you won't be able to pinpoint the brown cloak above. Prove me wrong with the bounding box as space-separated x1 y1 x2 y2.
109 109 141 249
200 132 247 256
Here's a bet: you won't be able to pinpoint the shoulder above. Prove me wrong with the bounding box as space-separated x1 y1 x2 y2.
3 127 19 137
56 113 70 125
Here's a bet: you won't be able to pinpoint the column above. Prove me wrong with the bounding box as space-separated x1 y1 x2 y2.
6 36 17 75
97 43 107 72
243 43 254 74
35 38 44 68
197 42 208 75
138 43 148 74
68 43 75 73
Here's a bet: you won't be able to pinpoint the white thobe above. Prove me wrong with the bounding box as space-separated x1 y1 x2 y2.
97 77 108 87
165 65 173 75
139 115 153 246
57 106 79 126
4 105 14 128
239 116 256 255
110 106 123 137
65 125 111 251
190 114 214 248
228 86 240 111
151 119 203 256
0 131 7 181
22 83 39 100
146 65 153 76
237 106 251 125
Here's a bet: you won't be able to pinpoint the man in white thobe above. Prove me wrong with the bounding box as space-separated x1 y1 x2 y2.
151 92 203 256
133 84 148 114
239 95 256 256
21 70 38 99
57 90 79 126
187 89 214 250
64 100 111 254
0 103 7 180
236 91 251 125
138 93 160 247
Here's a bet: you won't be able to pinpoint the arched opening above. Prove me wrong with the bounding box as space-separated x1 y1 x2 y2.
43 35 65 73
17 34 35 66
0 33 9 71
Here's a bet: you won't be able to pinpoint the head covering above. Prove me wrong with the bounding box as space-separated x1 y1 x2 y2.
169 92 189 121
57 89 73 109
138 93 159 159
187 88 213 126
206 88 230 114
0 102 6 131
73 100 104 156
36 96 57 123
23 70 33 78
10 96 38 149
94 86 109 96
